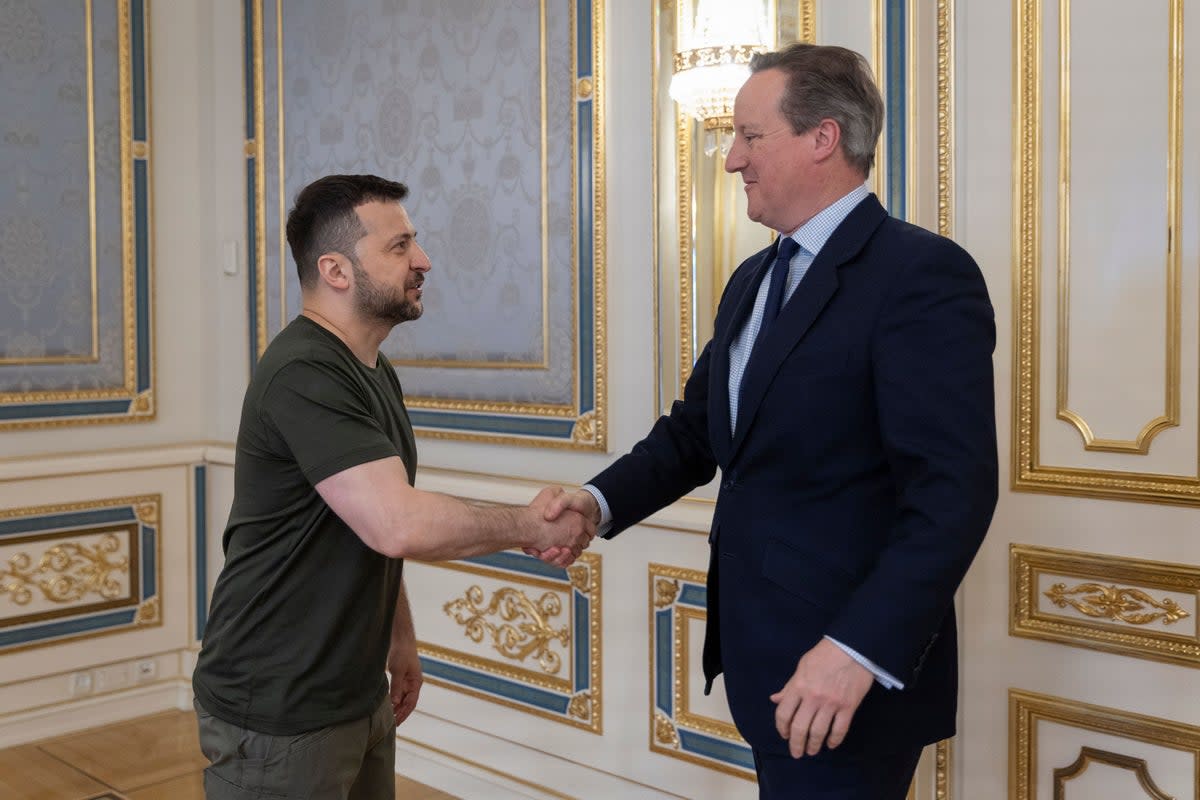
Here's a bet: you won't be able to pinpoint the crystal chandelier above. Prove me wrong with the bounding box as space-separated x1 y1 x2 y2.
669 0 771 156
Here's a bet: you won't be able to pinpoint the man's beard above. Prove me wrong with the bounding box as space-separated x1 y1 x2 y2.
352 261 422 325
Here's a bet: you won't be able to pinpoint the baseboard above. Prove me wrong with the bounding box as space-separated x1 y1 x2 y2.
395 712 684 800
0 679 192 748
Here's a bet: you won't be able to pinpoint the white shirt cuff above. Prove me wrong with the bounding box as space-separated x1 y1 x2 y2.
580 484 614 537
824 636 904 690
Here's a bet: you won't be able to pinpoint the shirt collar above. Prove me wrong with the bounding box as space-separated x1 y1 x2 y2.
783 183 870 257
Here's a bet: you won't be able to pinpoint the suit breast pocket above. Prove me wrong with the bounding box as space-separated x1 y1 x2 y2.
760 536 856 614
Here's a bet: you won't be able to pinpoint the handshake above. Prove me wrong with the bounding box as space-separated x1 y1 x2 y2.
521 487 601 567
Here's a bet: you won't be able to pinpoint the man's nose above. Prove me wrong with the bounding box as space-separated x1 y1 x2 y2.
724 143 745 173
413 244 432 272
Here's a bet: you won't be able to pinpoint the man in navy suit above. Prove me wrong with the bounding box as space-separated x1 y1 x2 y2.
543 42 997 798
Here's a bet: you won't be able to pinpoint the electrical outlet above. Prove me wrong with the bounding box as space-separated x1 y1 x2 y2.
94 663 131 692
70 671 93 696
135 658 158 682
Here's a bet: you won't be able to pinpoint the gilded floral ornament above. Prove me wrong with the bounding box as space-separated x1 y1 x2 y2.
0 534 128 606
654 711 680 748
568 693 592 721
571 411 597 444
653 577 680 608
135 597 159 624
1044 582 1190 626
567 564 591 593
444 585 570 674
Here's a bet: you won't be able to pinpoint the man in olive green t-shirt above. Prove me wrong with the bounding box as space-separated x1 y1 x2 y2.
193 174 594 800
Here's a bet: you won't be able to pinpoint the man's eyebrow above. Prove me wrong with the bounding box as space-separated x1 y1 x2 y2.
386 232 417 247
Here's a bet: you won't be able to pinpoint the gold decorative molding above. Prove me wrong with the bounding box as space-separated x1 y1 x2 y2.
1012 0 1198 503
798 0 816 44
567 564 592 593
653 577 680 608
936 0 953 237
1044 582 1189 627
418 552 601 733
0 534 128 607
1011 690 1200 800
654 710 680 748
444 585 569 675
568 693 592 721
571 411 598 445
1012 544 1200 667
135 596 159 625
936 738 952 800
1053 746 1173 800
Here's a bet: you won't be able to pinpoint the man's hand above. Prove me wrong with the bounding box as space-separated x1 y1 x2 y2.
525 489 602 565
770 638 875 758
523 487 595 567
387 635 423 726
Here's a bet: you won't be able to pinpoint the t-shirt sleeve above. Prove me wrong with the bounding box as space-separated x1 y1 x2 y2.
260 359 399 485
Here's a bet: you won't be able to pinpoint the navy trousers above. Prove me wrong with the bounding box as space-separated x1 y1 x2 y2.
753 744 923 799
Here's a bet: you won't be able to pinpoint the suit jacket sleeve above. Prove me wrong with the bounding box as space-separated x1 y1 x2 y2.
824 236 998 683
589 339 719 537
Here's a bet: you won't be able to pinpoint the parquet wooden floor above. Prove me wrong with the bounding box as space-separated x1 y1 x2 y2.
0 710 458 800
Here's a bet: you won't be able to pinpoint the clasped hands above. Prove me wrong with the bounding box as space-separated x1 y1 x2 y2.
522 488 601 567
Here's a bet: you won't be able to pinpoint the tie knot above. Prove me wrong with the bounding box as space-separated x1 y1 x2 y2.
776 236 800 263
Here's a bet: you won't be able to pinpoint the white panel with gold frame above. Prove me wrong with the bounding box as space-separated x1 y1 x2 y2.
1011 690 1200 800
407 551 601 733
1011 544 1200 668
0 496 162 654
1012 0 1200 504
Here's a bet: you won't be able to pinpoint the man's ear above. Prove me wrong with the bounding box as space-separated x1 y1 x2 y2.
315 253 352 290
811 118 842 162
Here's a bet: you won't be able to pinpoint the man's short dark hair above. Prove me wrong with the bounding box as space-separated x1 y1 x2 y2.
750 43 884 176
285 174 409 288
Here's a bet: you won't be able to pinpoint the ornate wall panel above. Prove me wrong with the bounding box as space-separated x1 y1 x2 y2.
648 564 753 779
409 551 601 733
0 0 154 429
243 0 605 448
1013 0 1200 504
1011 690 1200 800
0 495 161 654
1011 544 1200 667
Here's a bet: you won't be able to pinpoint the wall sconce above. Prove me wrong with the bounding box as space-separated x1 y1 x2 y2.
668 0 773 155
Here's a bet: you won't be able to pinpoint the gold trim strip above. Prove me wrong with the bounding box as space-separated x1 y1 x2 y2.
799 0 816 43
1011 544 1200 667
1011 689 1200 800
1053 746 1173 800
937 0 953 237
1054 0 1182 454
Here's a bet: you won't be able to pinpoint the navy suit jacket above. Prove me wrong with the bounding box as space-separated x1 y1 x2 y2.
590 194 997 756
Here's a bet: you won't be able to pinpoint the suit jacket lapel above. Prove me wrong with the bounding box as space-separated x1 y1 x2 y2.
710 243 777 454
728 195 888 461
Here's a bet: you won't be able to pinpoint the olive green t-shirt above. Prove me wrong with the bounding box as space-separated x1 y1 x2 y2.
193 315 417 735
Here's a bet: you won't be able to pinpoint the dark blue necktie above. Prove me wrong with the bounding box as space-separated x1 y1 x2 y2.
759 236 800 339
